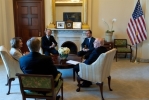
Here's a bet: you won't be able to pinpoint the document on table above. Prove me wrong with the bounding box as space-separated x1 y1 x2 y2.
66 60 81 65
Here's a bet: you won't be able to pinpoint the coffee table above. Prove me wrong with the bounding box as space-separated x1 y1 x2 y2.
53 54 82 81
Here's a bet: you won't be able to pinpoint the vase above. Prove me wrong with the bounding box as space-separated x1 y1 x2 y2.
105 32 113 42
60 54 68 60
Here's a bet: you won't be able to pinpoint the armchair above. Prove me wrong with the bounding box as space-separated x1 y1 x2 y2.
76 48 116 100
0 46 23 95
16 73 63 100
114 39 132 62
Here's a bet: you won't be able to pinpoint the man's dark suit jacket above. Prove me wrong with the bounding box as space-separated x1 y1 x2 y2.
84 46 107 65
81 37 95 52
41 35 57 53
19 52 58 78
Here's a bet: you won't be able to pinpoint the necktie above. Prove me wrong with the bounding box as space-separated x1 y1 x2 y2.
88 38 90 43
48 37 50 41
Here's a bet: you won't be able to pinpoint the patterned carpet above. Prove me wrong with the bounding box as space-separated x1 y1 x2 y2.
0 58 149 100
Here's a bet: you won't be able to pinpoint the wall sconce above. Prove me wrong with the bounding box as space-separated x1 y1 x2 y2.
71 0 80 2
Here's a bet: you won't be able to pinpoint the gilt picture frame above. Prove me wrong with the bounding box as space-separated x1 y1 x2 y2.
73 22 82 29
56 21 65 29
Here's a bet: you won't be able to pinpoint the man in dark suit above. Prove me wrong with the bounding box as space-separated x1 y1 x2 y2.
74 38 107 87
19 37 59 79
77 30 95 59
41 29 59 56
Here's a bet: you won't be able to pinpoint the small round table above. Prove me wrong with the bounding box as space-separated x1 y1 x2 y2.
52 54 82 81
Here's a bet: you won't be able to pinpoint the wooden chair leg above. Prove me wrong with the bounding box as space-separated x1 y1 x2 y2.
61 81 63 100
125 53 127 58
116 52 117 62
107 76 113 91
96 82 104 100
76 75 82 92
130 53 132 62
73 68 75 81
6 75 9 86
7 78 15 95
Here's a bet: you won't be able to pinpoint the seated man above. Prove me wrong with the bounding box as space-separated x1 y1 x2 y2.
41 29 59 56
19 37 60 79
74 38 107 87
77 30 95 59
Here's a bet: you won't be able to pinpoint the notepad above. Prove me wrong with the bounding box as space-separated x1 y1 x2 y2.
66 60 80 65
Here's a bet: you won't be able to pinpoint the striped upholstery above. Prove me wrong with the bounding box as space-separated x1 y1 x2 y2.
0 46 23 78
78 48 116 83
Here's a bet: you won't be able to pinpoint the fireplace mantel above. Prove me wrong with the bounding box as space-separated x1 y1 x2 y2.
49 29 88 51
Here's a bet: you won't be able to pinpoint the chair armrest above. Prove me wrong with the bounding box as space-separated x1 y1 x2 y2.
127 44 132 49
54 73 62 82
127 44 131 47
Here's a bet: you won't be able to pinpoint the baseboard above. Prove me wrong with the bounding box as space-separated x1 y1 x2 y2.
139 58 149 63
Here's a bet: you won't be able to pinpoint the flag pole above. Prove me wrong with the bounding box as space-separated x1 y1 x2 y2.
133 0 139 63
133 43 138 63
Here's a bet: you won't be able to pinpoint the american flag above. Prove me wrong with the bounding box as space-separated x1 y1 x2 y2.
127 0 147 45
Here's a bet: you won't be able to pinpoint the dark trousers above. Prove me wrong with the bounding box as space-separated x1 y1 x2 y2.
74 64 92 85
77 50 92 59
44 48 59 56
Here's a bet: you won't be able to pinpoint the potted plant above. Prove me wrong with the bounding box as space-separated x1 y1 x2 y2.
58 47 70 60
102 18 117 42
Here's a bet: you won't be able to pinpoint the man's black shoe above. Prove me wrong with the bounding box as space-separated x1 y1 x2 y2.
56 95 60 100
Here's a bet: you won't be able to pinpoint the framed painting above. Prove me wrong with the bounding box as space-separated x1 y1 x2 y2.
73 22 81 29
56 21 65 29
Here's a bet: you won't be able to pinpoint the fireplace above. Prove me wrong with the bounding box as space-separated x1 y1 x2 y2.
61 41 78 54
51 29 88 53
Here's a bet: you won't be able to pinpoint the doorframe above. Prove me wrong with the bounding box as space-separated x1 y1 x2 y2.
13 0 45 37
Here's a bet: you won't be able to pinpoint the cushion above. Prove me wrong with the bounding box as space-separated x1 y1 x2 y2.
117 47 131 52
24 79 63 96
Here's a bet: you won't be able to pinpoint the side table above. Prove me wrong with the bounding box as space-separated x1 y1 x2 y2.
104 41 113 50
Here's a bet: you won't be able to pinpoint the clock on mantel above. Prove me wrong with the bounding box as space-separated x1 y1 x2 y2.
65 20 73 29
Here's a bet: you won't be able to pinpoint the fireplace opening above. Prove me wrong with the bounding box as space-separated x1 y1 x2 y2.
61 41 78 54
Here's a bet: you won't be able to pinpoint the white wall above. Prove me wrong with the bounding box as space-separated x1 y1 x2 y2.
0 0 15 49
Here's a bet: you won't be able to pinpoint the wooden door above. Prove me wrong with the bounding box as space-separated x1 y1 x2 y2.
13 0 45 52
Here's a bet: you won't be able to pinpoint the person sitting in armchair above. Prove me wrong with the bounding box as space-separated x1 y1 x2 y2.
41 29 59 56
74 38 107 87
77 30 95 59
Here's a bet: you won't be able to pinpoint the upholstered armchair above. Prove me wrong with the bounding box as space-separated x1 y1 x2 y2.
39 47 43 54
0 46 23 95
76 48 116 100
16 73 63 100
114 39 132 62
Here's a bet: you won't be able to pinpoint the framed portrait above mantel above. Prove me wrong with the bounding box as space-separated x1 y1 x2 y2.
63 12 81 22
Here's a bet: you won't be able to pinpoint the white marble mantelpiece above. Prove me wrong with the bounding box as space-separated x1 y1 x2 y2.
49 29 89 51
